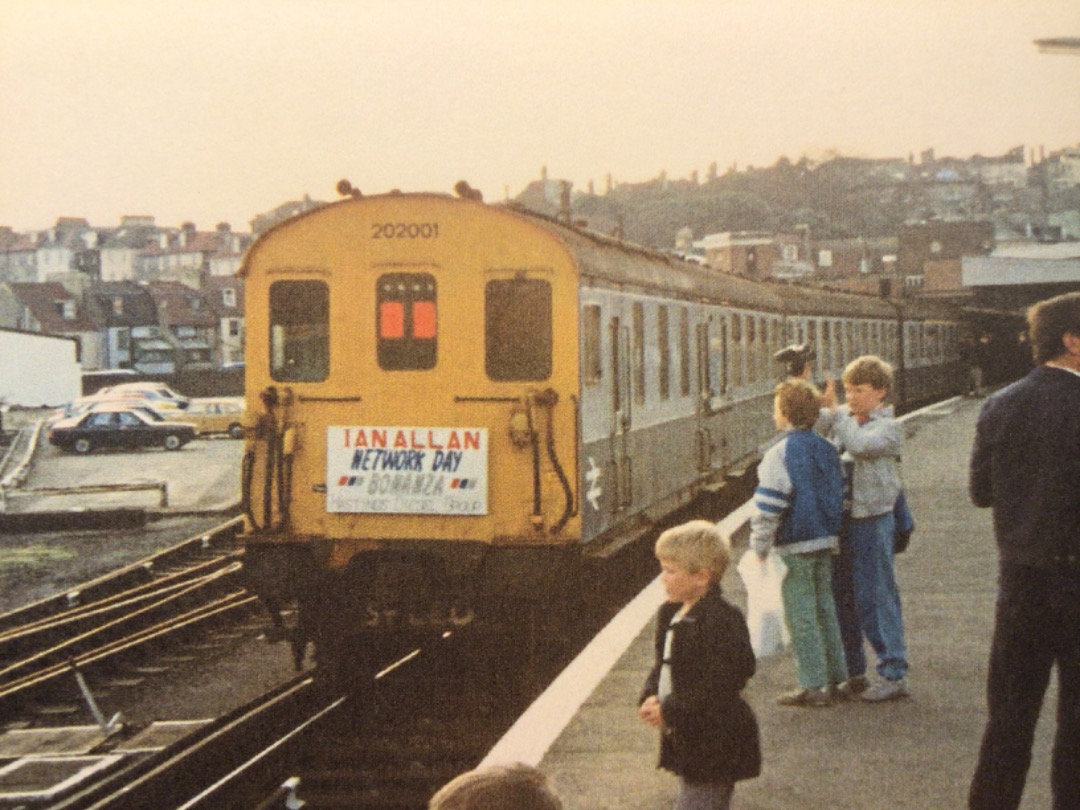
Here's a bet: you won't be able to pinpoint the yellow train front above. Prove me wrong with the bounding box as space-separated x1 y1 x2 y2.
239 192 584 665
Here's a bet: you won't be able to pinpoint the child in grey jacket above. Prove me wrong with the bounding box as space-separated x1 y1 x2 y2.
819 355 910 702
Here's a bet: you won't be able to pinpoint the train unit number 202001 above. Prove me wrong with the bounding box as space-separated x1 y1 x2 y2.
371 222 439 239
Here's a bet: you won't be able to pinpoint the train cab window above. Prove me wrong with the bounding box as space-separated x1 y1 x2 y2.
270 280 329 382
658 305 671 399
485 278 552 381
377 273 437 370
679 307 691 397
583 304 602 385
633 302 645 404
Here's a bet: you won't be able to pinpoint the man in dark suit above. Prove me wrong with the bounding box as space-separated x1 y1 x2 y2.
968 292 1080 810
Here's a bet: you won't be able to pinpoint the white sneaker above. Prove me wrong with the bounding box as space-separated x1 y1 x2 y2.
860 678 909 702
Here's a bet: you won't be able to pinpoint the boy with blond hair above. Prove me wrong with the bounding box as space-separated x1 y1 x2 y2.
428 763 562 810
820 355 910 702
639 521 761 809
751 379 848 707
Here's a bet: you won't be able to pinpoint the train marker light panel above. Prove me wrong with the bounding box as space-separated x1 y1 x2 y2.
326 426 489 515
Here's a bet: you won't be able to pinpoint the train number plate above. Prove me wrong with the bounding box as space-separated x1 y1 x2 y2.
361 602 476 630
326 426 488 515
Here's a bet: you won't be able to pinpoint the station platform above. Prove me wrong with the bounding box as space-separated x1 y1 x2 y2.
482 396 1056 809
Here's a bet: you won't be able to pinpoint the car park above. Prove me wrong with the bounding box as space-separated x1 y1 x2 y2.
165 397 246 438
48 406 197 454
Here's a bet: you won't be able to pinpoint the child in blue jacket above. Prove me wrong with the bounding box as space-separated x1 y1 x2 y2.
751 379 848 707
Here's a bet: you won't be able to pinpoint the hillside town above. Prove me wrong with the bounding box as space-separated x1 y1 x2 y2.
1 143 1079 377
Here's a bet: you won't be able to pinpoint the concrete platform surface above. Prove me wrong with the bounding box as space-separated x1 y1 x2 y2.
533 397 1055 809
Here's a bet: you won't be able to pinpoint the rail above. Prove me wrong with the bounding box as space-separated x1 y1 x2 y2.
0 519 249 712
0 518 242 632
47 674 324 810
4 480 169 507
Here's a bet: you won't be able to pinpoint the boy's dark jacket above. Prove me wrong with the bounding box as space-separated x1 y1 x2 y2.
640 584 761 782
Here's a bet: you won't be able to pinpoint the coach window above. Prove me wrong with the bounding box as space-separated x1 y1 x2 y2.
377 273 437 370
679 307 691 397
821 321 831 373
270 280 329 382
717 315 730 395
632 302 645 404
806 320 817 373
583 305 602 385
763 317 773 380
697 321 713 401
485 278 552 381
731 314 743 388
746 317 757 384
658 305 671 400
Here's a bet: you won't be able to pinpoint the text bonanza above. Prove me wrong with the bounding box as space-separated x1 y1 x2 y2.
326 427 488 514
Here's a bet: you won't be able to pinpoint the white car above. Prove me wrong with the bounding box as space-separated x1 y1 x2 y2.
96 382 190 410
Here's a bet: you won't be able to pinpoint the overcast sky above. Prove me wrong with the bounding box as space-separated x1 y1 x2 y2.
2 0 1078 232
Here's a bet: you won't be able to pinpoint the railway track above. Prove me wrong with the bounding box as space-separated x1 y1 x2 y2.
0 518 261 720
44 626 512 810
10 534 667 808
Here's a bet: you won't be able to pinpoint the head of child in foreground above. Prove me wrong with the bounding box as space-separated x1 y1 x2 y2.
655 520 730 607
773 379 822 431
428 763 562 810
841 355 893 419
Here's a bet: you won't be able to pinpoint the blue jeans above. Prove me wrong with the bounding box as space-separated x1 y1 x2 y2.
832 524 866 678
849 512 908 681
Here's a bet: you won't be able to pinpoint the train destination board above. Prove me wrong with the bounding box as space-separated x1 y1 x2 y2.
326 426 488 515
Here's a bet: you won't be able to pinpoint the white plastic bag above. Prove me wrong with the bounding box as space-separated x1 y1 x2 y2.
737 550 790 658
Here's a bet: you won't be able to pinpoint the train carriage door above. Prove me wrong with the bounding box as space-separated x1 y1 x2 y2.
610 316 632 510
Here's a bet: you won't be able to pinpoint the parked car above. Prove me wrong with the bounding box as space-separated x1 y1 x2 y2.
96 382 190 410
46 394 171 426
166 397 246 438
48 406 197 454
